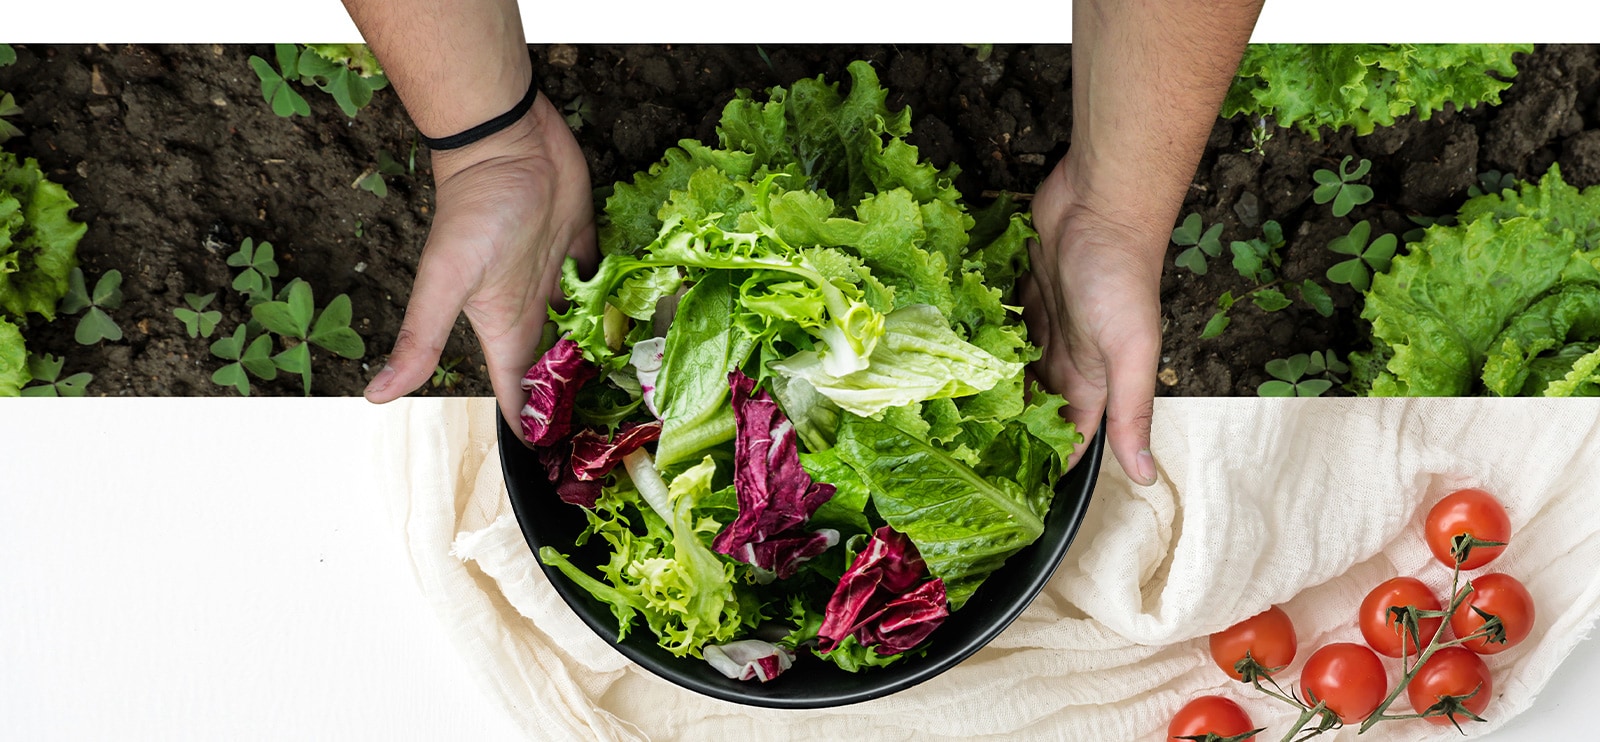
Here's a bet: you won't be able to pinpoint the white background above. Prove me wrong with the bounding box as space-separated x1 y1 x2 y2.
1 401 1597 740
6 2 1600 738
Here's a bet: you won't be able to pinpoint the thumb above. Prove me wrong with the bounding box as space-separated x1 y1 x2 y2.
364 254 469 404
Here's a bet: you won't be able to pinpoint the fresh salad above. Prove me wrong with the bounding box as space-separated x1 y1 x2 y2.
520 61 1082 681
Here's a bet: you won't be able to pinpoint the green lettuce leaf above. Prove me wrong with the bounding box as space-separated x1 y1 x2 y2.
0 152 85 320
653 272 757 470
0 316 29 395
1225 44 1529 139
836 415 1057 609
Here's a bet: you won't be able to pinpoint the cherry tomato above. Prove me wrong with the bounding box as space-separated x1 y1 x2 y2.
1359 577 1443 658
1168 695 1256 741
1424 489 1510 569
1451 572 1535 655
1407 646 1493 726
1300 643 1388 724
1210 606 1297 680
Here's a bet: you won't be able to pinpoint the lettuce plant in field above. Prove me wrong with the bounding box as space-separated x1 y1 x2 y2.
530 61 1082 674
1224 44 1530 139
0 151 86 396
1353 166 1600 397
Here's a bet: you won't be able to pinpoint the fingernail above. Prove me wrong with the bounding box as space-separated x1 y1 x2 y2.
364 365 396 397
1135 448 1157 486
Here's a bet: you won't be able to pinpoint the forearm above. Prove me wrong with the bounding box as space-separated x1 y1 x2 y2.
341 0 531 140
1068 0 1263 246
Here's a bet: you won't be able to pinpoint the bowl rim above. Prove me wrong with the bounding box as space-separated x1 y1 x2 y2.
499 416 1105 709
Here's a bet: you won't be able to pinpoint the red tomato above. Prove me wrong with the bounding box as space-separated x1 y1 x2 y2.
1300 643 1388 724
1210 606 1297 680
1424 489 1510 569
1359 577 1443 658
1407 646 1493 726
1451 572 1535 655
1168 695 1256 740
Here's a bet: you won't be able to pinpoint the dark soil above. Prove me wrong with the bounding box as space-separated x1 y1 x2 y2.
2 44 1596 396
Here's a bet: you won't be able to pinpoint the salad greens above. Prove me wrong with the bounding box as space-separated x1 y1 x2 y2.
525 61 1081 678
1224 44 1529 139
1353 165 1600 397
0 151 87 396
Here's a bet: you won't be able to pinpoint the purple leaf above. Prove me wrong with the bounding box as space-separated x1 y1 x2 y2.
570 421 662 481
519 337 598 446
712 371 836 568
703 640 795 682
742 528 839 581
536 439 604 508
817 527 948 656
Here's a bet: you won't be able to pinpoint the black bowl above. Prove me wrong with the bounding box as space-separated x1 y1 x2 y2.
499 415 1105 709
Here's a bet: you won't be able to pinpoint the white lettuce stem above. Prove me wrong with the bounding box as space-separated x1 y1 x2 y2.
622 448 673 522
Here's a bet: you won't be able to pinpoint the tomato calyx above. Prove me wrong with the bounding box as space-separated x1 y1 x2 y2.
1231 650 1286 685
1174 729 1265 742
1466 606 1509 647
1417 685 1490 734
1450 533 1507 568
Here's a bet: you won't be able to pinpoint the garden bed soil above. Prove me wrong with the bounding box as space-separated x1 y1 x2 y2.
3 43 1597 397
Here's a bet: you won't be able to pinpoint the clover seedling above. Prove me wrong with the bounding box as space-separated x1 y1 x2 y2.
1313 156 1374 217
1172 213 1224 275
228 237 280 304
251 279 366 394
249 43 310 118
1258 353 1340 397
20 354 92 397
1326 220 1398 292
1230 220 1285 284
1298 279 1334 318
432 357 465 390
60 268 123 345
1468 170 1518 198
562 95 593 132
173 292 222 338
296 45 389 118
357 149 406 198
1201 292 1235 339
209 324 278 396
0 91 21 145
0 44 15 66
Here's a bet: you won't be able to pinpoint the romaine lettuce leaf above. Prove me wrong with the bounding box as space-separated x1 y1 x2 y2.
652 272 757 470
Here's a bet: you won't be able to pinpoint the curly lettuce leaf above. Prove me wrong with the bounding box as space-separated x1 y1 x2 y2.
0 316 28 395
1225 44 1529 139
1358 166 1600 396
0 153 84 320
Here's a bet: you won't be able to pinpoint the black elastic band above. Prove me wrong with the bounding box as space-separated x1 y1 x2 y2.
418 76 541 151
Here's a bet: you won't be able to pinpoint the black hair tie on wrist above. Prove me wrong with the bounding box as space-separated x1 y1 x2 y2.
418 76 541 151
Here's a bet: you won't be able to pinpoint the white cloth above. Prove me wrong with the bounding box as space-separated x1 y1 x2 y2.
378 398 1600 740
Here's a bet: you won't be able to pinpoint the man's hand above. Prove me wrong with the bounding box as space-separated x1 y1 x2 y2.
1024 0 1263 484
1022 160 1163 485
361 97 595 429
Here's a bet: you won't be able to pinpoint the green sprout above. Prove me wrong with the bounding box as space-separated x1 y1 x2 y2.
209 324 277 396
249 44 311 118
1326 220 1397 292
1468 170 1518 198
0 91 21 145
173 292 222 338
357 149 406 198
1172 213 1224 275
20 353 92 397
1258 351 1348 397
59 268 123 345
1313 156 1375 217
250 279 366 394
1229 220 1285 284
432 356 465 390
227 237 280 305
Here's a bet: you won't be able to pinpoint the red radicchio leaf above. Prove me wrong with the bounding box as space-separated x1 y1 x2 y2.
743 528 840 581
570 421 662 481
817 526 948 655
712 371 836 568
855 578 949 655
536 439 603 508
519 338 598 446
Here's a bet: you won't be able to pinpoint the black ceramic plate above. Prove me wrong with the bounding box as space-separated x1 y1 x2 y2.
499 416 1104 709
